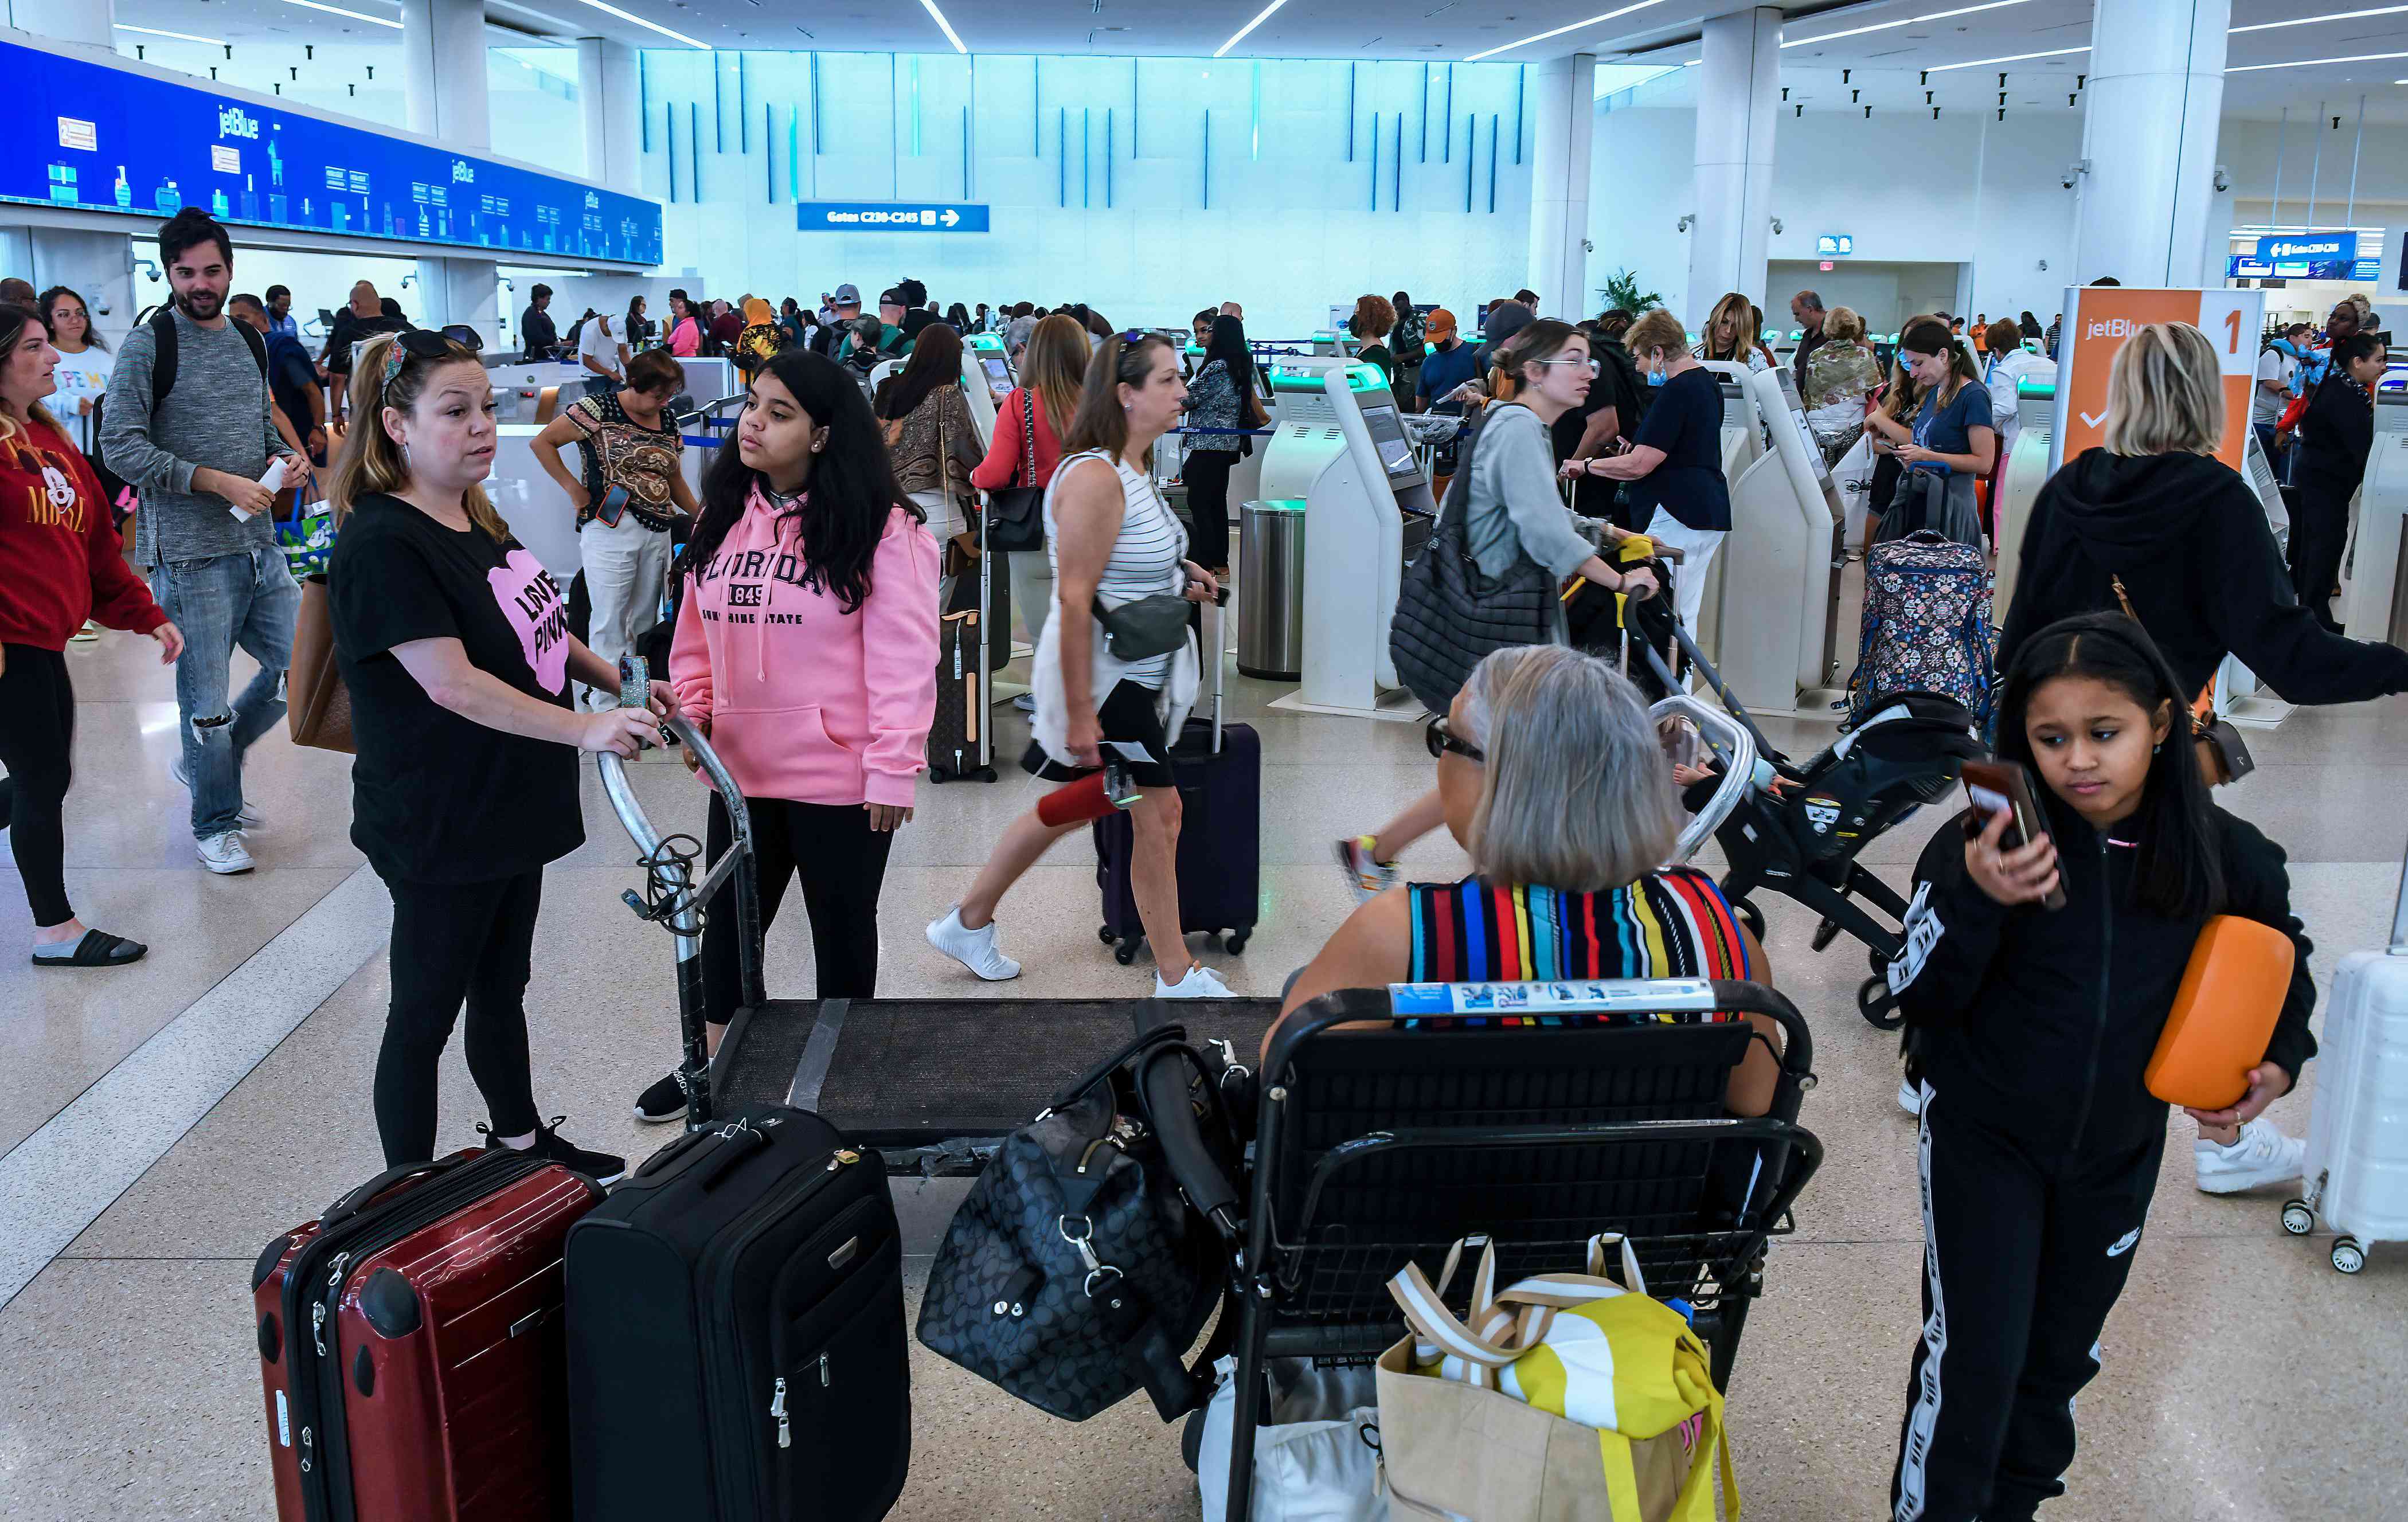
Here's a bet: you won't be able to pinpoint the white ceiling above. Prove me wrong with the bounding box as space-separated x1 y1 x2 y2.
105 0 2408 123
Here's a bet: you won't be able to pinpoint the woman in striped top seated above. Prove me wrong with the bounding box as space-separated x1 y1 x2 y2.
1279 643 1785 1116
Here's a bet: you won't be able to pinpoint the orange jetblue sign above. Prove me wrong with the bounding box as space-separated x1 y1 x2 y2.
2051 287 2263 474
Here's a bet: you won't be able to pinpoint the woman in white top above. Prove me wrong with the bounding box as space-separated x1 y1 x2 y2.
928 332 1232 998
576 311 626 397
38 286 109 456
1976 315 2055 462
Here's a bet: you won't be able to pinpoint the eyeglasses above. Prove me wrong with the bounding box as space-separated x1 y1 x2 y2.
1425 715 1485 764
1531 356 1602 378
381 327 459 394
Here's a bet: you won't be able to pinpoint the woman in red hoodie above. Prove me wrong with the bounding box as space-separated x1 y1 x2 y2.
632 347 940 1122
0 302 183 966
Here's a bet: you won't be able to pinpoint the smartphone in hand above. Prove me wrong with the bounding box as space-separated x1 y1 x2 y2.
1960 758 2067 911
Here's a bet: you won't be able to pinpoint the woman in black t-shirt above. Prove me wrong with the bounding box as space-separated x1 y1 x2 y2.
1572 307 1734 633
327 329 673 1175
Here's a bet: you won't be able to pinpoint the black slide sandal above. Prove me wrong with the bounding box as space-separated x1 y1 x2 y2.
30 929 148 968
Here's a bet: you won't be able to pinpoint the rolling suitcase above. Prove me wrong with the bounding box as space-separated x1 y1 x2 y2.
928 533 1001 784
253 1148 603 1522
563 1109 910 1522
2284 847 2408 1274
1095 597 1260 961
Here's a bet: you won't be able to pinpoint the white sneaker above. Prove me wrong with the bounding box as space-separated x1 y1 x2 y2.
1897 1078 1924 1117
926 906 1021 981
196 832 256 875
2194 1118 2307 1195
1333 836 1400 905
1154 963 1234 999
169 758 264 827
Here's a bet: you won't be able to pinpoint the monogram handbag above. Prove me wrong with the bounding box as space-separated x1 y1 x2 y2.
916 1025 1232 1422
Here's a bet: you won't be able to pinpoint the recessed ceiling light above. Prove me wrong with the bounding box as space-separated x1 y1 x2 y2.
917 0 966 53
1784 0 2029 50
275 0 401 28
1465 0 1667 62
2233 4 2408 34
2230 47 2408 70
1215 0 1291 58
114 21 228 44
566 0 707 47
1928 44 2089 72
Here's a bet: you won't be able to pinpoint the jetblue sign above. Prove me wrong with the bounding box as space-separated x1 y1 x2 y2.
2255 232 2356 264
1816 233 1854 257
797 201 990 233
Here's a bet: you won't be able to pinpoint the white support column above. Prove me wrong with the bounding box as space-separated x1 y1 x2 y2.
399 0 490 150
1526 53 1597 320
578 37 646 193
2071 0 2230 287
7 0 115 52
1688 7 1782 323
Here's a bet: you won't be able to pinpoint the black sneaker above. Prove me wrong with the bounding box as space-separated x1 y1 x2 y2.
484 1117 627 1185
634 1070 688 1125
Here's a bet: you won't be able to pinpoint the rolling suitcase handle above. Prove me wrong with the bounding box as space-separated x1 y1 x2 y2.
597 702 765 1132
322 1155 475 1227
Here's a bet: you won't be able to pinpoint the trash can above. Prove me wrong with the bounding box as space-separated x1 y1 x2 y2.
1238 499 1307 680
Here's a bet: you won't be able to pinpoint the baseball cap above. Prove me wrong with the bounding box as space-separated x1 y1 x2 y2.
832 283 861 305
877 288 906 309
1425 307 1458 341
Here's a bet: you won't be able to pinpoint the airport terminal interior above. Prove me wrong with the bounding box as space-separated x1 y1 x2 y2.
4 0 2408 1519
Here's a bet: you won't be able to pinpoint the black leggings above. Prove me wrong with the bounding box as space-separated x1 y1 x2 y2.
701 793 897 1024
1183 448 1239 573
0 645 76 928
2288 476 2352 632
374 870 546 1165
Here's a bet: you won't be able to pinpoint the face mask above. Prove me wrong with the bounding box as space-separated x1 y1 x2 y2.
1648 368 1667 388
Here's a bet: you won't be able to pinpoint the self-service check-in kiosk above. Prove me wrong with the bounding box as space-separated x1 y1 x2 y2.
2342 390 2408 647
1688 361 1769 670
1257 358 1437 719
1711 367 1850 715
1991 376 2060 618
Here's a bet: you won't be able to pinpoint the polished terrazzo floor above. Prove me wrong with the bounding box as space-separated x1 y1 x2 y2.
4 615 2405 1521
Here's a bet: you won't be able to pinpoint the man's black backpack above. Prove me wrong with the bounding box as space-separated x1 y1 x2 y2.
92 307 268 479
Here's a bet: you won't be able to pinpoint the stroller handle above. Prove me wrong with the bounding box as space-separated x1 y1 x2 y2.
1651 693 1757 867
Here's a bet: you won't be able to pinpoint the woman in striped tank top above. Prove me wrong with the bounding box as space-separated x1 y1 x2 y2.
1280 644 1786 1116
929 332 1233 998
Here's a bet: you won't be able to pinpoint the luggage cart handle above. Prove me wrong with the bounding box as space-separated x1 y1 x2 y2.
597 713 767 1010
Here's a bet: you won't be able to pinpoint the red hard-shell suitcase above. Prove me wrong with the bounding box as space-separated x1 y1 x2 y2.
253 1148 603 1521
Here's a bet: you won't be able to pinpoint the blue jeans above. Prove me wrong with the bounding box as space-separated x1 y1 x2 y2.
148 547 300 840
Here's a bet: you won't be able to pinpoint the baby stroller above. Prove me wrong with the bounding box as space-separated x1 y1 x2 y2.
1597 539 1988 1030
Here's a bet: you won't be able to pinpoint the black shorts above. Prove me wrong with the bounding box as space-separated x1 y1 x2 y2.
1025 680 1178 789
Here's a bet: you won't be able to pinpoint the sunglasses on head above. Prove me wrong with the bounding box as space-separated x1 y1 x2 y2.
1425 715 1484 764
381 327 459 393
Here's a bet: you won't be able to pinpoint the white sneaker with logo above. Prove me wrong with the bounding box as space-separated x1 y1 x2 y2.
925 906 1021 981
1897 1078 1924 1117
1154 963 1234 999
196 832 255 875
2194 1117 2307 1195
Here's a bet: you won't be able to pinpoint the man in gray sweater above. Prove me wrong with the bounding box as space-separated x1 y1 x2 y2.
99 209 309 875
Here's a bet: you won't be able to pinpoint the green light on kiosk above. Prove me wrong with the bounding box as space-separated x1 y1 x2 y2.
2017 377 2056 398
968 332 1002 353
1265 362 1389 394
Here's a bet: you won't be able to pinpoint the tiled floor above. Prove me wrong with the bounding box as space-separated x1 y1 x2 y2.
4 621 2405 1521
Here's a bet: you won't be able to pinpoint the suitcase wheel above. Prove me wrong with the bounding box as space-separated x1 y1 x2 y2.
1226 930 1250 955
2332 1237 2367 1274
1115 940 1140 966
2281 1200 2315 1237
974 766 998 783
1099 925 1117 944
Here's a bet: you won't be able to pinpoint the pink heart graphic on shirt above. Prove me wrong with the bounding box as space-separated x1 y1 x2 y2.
487 547 571 696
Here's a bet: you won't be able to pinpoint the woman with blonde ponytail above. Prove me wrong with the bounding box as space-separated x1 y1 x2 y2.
326 327 674 1174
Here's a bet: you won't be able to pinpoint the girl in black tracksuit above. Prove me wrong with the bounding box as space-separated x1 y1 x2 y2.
1885 613 2316 1522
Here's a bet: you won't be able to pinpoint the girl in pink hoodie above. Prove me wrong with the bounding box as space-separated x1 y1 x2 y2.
634 350 940 1123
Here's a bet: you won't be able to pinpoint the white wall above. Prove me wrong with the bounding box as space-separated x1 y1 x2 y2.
637 53 1545 336
1765 260 1963 334
1589 105 2085 329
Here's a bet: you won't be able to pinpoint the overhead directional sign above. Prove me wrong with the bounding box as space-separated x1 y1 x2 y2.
2256 232 2355 265
1816 233 1854 256
796 201 990 233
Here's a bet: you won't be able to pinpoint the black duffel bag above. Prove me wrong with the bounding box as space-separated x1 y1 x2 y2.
916 1024 1236 1422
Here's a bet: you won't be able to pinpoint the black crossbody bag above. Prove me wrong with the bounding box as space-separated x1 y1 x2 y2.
985 389 1048 553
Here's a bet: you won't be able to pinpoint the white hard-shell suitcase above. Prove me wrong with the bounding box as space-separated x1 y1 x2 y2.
2282 850 2408 1273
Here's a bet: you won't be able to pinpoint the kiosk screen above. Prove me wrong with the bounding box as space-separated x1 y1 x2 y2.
1359 404 1420 481
979 355 1013 399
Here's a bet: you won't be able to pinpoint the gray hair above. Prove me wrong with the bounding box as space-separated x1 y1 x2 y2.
1793 289 1825 313
1456 645 1684 894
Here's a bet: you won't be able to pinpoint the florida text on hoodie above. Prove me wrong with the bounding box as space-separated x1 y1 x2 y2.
668 487 941 807
1997 447 2408 706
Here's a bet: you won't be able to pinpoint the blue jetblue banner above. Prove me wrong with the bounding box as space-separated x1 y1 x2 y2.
797 201 991 233
0 38 662 265
2255 232 2356 265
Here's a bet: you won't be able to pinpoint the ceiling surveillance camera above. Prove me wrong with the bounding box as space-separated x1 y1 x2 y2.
2061 158 2090 191
2213 165 2231 193
1676 213 1694 233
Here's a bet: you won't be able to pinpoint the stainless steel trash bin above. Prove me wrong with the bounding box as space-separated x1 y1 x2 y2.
1237 498 1307 680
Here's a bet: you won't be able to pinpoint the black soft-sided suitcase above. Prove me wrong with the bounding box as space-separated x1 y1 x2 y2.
1094 600 1260 960
564 1108 909 1522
